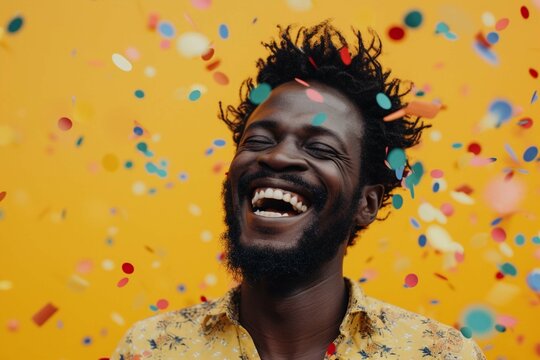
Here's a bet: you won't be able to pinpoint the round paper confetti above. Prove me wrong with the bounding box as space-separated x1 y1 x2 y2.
430 169 444 178
218 24 229 39
112 53 133 72
144 66 156 77
481 12 496 27
388 26 405 41
339 47 351 65
134 89 145 99
306 88 324 103
132 181 146 195
526 269 540 292
500 262 517 276
122 262 134 274
387 148 406 169
286 0 313 11
191 0 211 9
520 6 530 19
156 299 169 310
117 277 129 287
7 16 24 34
213 139 226 147
530 68 539 79
392 194 403 209
213 71 229 85
158 21 175 38
486 32 499 45
460 327 472 338
418 234 427 247
312 112 327 126
491 227 506 242
176 32 210 58
404 273 418 287
523 146 538 162
514 234 526 246
189 89 201 101
57 117 72 131
101 259 114 271
249 83 272 104
404 10 423 28
463 307 494 335
495 18 510 31
376 92 392 109
201 48 214 61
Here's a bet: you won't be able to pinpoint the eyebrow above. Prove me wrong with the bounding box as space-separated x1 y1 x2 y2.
244 118 349 152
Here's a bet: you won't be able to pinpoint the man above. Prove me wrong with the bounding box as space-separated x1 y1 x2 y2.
113 22 486 359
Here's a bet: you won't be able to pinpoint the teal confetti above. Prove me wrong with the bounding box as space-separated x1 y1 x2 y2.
392 194 403 209
249 83 272 104
404 10 423 28
376 92 392 110
7 16 24 33
134 89 145 99
312 112 328 126
387 148 406 169
464 307 494 335
76 136 84 147
460 327 472 339
189 90 202 101
500 262 517 276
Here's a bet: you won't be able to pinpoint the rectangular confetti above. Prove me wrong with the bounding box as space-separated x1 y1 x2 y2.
32 302 58 326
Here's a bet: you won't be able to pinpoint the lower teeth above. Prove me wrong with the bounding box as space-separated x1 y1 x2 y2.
254 210 289 217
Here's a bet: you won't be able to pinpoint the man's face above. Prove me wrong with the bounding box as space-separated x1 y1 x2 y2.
222 81 365 284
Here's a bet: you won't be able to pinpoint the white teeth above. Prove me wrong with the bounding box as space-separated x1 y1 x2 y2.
254 210 289 217
264 188 274 198
250 187 309 213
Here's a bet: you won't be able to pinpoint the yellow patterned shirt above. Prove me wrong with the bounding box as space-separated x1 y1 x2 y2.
112 278 486 359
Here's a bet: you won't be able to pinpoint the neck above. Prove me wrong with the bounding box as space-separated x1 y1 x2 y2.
238 254 348 359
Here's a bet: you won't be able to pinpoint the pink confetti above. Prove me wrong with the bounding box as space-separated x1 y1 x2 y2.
405 273 419 288
430 169 444 178
440 203 454 216
58 117 73 131
191 0 211 9
306 88 324 103
491 227 507 242
496 314 518 327
156 298 169 310
117 277 129 288
294 78 310 87
495 18 510 31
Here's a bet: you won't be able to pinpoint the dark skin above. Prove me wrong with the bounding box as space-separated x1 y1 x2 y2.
227 81 384 360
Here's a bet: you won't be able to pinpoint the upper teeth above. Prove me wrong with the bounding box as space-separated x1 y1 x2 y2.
251 187 308 213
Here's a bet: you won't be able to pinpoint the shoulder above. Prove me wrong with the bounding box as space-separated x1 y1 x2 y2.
364 296 486 360
111 300 219 359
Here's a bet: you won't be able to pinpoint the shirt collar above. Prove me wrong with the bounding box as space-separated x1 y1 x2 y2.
201 277 383 336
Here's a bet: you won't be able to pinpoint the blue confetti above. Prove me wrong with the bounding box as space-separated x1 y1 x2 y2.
219 24 229 39
158 21 175 38
418 234 427 247
213 139 226 147
523 146 538 162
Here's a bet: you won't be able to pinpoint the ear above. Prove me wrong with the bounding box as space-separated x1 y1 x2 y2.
355 184 385 227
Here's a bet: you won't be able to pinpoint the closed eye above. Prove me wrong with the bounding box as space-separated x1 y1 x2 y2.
307 143 337 155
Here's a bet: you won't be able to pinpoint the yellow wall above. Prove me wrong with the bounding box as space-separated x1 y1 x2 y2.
1 0 539 359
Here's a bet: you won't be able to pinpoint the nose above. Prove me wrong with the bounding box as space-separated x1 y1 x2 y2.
257 138 308 172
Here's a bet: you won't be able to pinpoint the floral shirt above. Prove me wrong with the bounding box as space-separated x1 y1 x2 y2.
112 278 486 359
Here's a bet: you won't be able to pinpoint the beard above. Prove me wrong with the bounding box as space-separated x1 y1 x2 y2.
221 169 362 286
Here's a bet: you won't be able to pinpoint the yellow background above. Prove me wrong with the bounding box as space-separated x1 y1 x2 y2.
1 0 540 359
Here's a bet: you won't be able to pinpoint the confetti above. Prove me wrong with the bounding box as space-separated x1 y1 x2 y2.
57 117 72 131
32 303 58 326
326 342 336 356
376 92 392 110
339 46 351 65
201 48 214 61
122 262 134 274
520 6 530 19
523 146 538 162
392 194 403 209
218 24 229 39
491 227 506 242
191 0 211 9
404 10 423 28
531 90 538 104
294 78 310 87
463 306 494 336
189 89 202 101
530 68 539 79
213 71 229 85
117 277 129 287
7 16 24 34
156 299 169 310
404 273 419 287
526 269 540 292
306 88 324 103
388 25 405 41
286 0 313 11
111 53 133 72
500 262 517 276
176 32 210 58
0 191 7 203
249 83 272 104
158 21 175 38
495 18 510 31
134 89 145 99
312 112 327 126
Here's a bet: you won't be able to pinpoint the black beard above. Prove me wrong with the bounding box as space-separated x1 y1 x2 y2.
221 170 361 286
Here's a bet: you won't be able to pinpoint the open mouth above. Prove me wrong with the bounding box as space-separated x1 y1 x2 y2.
250 187 310 218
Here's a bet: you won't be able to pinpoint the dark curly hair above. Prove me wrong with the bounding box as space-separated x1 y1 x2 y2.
219 21 430 240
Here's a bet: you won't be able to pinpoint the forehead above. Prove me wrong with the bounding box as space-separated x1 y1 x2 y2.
244 81 364 143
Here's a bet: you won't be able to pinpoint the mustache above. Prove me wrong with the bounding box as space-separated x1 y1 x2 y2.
237 168 327 210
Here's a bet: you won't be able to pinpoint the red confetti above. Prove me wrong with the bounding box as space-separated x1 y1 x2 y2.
491 227 507 242
388 26 405 41
200 295 208 302
339 46 351 65
404 273 419 287
32 303 58 326
117 277 129 287
434 273 448 281
156 298 169 310
495 271 505 280
535 342 540 356
0 191 6 202
308 56 318 69
517 117 533 128
201 48 214 61
206 60 221 71
147 13 159 30
520 6 530 19
326 342 336 355
58 117 73 131
122 262 134 274
475 32 491 48
467 142 482 155
495 18 510 31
